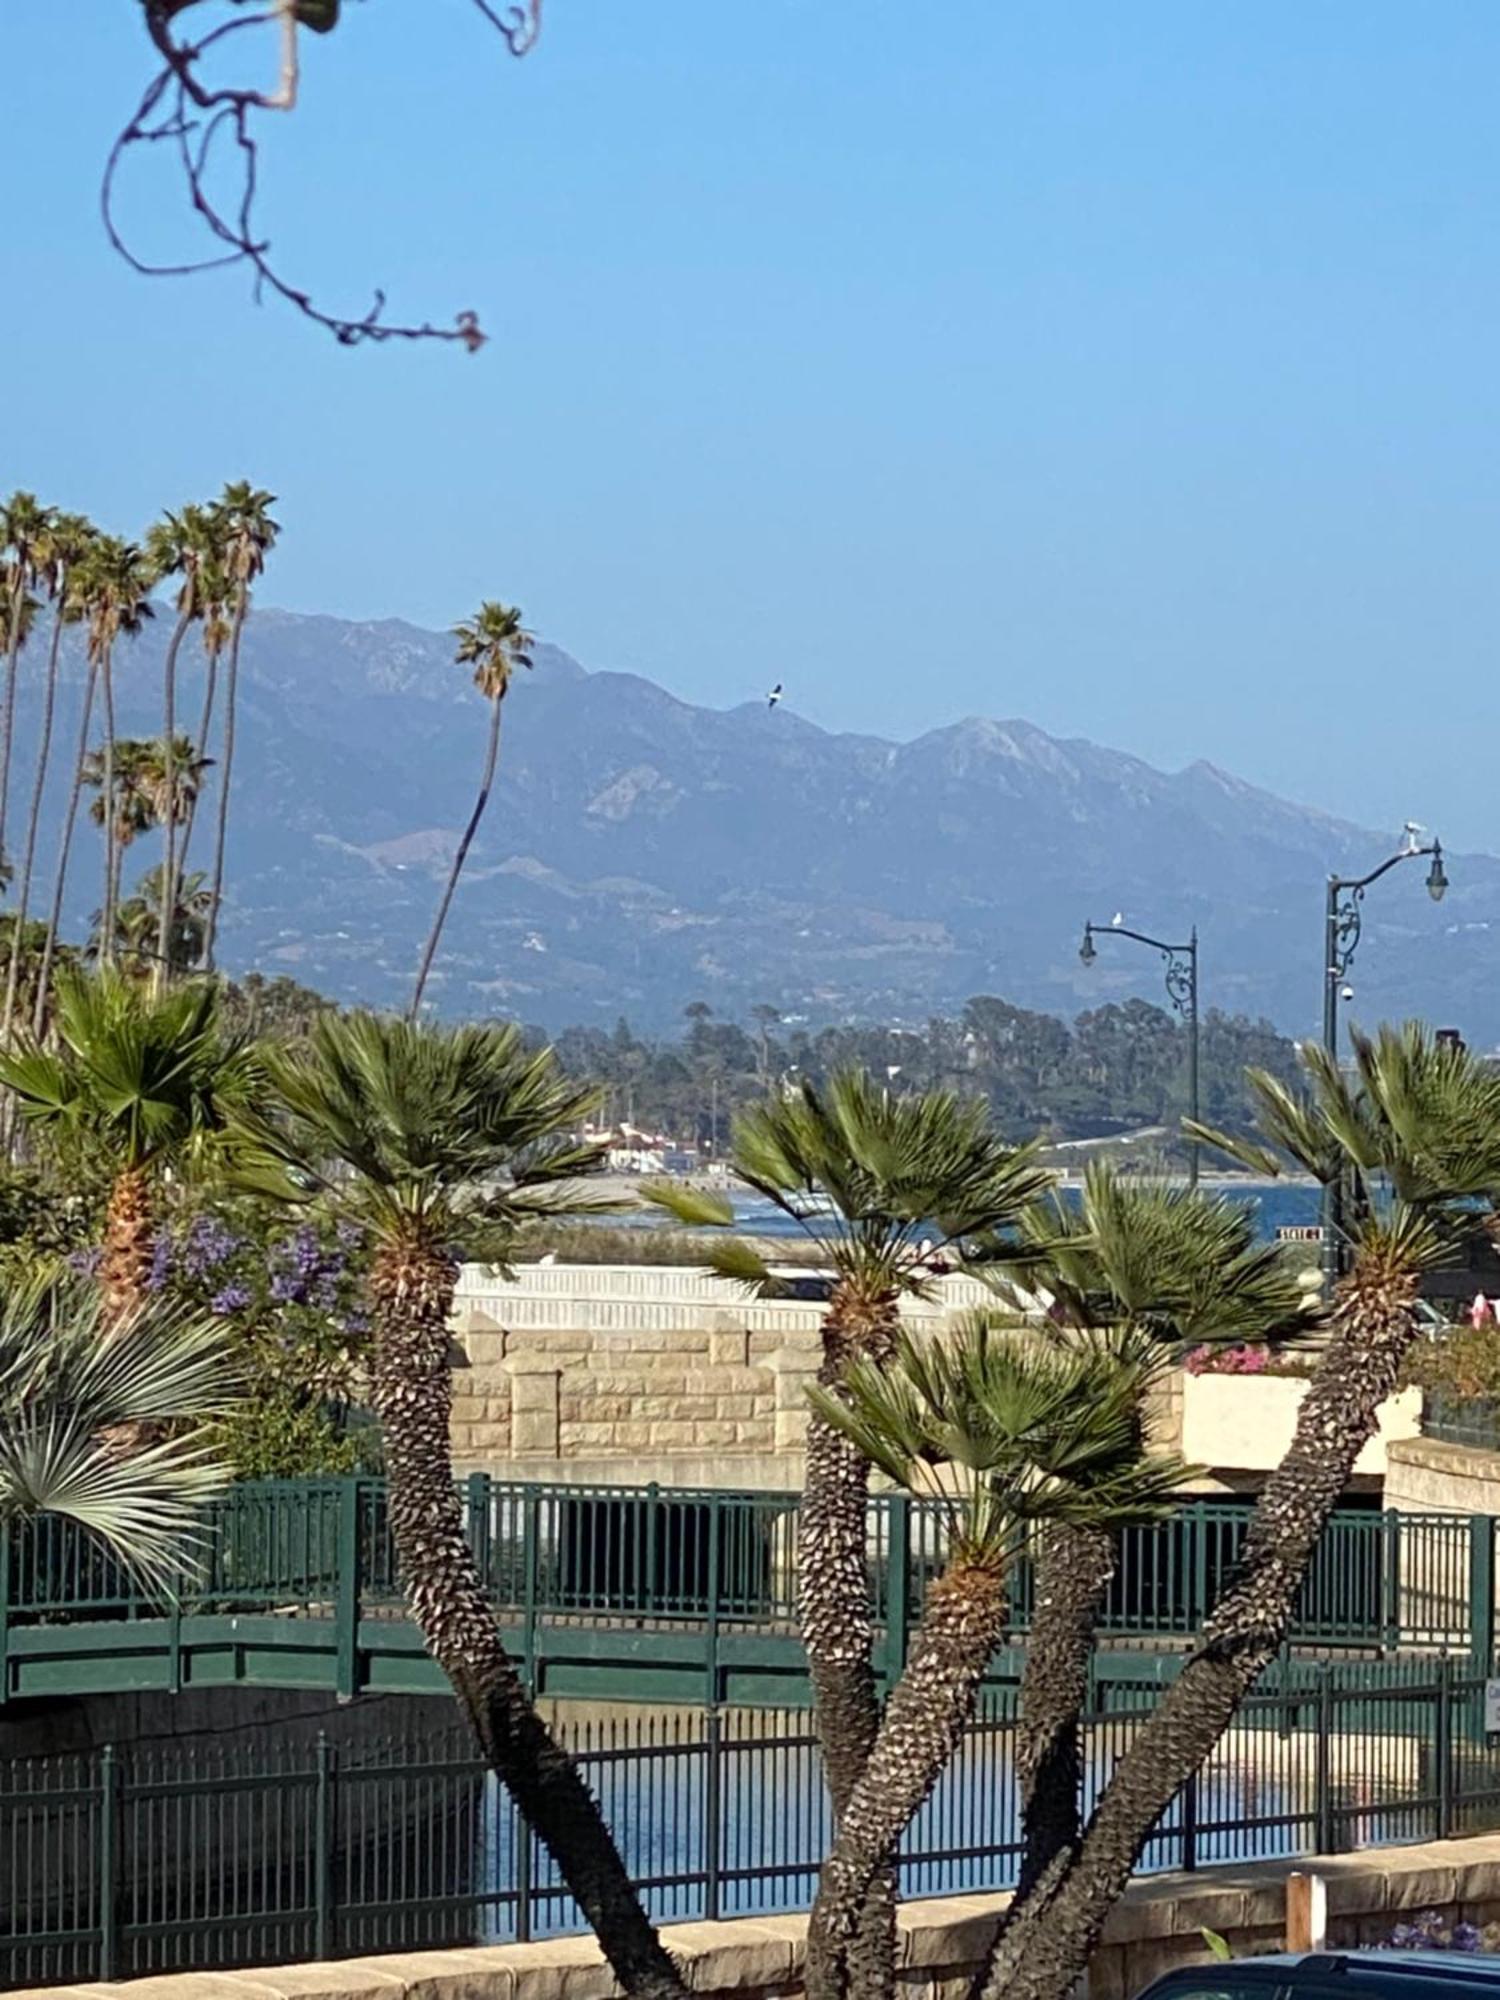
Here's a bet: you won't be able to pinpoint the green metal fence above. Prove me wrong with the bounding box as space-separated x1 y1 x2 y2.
5 1478 1494 1663
6 1653 1500 1991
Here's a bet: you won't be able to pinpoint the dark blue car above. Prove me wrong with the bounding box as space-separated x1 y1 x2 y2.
1137 1952 1500 2000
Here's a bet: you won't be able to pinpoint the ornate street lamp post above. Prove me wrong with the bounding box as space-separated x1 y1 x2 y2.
1078 919 1200 1188
1320 833 1449 1288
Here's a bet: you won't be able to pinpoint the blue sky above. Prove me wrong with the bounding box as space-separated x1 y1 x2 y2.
5 3 1499 849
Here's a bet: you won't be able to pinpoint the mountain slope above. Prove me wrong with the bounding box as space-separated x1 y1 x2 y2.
30 608 1500 1039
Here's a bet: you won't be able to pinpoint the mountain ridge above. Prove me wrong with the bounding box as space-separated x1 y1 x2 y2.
19 606 1496 1039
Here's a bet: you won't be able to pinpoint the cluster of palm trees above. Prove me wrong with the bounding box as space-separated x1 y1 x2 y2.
5 963 1500 2000
0 483 278 1025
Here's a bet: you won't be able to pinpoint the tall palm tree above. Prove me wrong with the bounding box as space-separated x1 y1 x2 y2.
2 513 95 1045
646 1073 1053 2000
234 1014 686 2000
976 1024 1500 2000
979 1167 1316 1900
802 1323 1189 2000
137 734 212 845
0 1270 237 1593
409 600 534 1020
144 504 216 988
84 736 158 955
54 539 155 988
0 969 255 1323
0 492 51 878
205 482 278 974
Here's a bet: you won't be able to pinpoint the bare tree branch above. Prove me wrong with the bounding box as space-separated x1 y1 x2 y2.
107 0 544 349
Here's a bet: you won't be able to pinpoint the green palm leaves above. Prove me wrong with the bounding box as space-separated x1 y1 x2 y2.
231 1011 604 1247
646 1069 1053 1296
453 599 535 700
813 1322 1192 1562
0 1273 237 1592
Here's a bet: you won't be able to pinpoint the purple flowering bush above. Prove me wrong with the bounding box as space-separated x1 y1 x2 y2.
143 1199 378 1477
1382 1910 1493 1951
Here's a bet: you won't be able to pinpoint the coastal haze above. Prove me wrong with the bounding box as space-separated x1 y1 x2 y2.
48 606 1500 1039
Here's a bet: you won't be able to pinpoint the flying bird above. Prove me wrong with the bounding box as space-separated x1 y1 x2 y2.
1111 911 1124 927
767 683 783 709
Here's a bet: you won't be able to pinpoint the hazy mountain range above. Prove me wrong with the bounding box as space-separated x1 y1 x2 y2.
30 608 1500 1041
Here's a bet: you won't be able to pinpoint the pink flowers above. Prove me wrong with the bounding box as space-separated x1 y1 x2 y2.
1472 1292 1494 1330
1185 1342 1271 1376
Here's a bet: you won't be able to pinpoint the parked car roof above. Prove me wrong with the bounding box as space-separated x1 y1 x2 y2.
1137 1951 1500 1999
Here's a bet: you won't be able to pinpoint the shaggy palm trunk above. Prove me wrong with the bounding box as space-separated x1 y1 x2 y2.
155 609 190 989
369 1241 686 2000
0 572 24 877
805 1558 1007 2000
3 591 65 1042
37 654 97 1032
204 583 245 974
971 1248 1422 2000
409 696 502 1020
799 1284 900 2000
101 1164 155 1325
177 646 219 893
1013 1522 1116 1898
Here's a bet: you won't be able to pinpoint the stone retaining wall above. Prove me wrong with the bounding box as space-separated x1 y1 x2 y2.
28 1835 1500 2000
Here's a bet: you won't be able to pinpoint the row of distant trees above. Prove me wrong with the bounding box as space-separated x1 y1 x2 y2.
547 994 1302 1151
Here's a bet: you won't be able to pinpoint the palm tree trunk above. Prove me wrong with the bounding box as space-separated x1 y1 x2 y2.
3 593 65 1043
101 1163 155 1325
154 608 190 989
970 1252 1422 2000
799 1286 900 2000
1013 1522 1116 1898
805 1559 1007 2000
99 646 119 967
204 583 244 975
176 645 218 892
0 572 25 878
409 695 501 1020
369 1240 686 2000
35 653 97 1034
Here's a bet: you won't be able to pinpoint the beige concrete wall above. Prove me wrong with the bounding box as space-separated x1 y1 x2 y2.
1387 1434 1500 1515
448 1264 997 1486
1182 1373 1420 1480
30 1834 1500 2000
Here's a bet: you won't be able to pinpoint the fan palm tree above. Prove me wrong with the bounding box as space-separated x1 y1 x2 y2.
0 492 51 877
144 504 217 989
0 969 256 1323
54 540 155 988
409 600 534 1020
2 512 95 1045
976 1024 1500 2000
85 736 158 956
137 734 212 842
232 1013 685 2000
979 1166 1317 1899
0 1269 237 1593
205 482 278 974
802 1323 1190 2000
645 1072 1053 1998
111 865 213 977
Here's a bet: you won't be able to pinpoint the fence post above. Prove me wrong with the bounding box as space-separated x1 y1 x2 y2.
703 1707 723 1923
705 1496 722 1709
523 1488 540 1695
1314 1664 1335 1854
335 1480 361 1702
314 1734 334 1960
0 1516 10 1701
467 1472 491 1588
884 1496 911 1688
1382 1510 1402 1656
98 1744 120 1983
1436 1653 1455 1842
1470 1516 1496 1677
646 1482 661 1615
1180 1770 1199 1873
515 1808 533 1945
1191 1503 1209 1633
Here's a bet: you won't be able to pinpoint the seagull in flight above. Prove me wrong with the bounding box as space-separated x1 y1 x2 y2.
767 683 783 709
1111 911 1124 927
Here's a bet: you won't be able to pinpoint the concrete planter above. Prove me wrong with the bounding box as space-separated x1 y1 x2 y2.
1181 1371 1421 1477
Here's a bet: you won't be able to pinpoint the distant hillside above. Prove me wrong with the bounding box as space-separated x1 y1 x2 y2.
25 607 1500 1039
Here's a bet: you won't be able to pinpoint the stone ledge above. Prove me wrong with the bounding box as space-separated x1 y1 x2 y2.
28 1836 1500 2000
